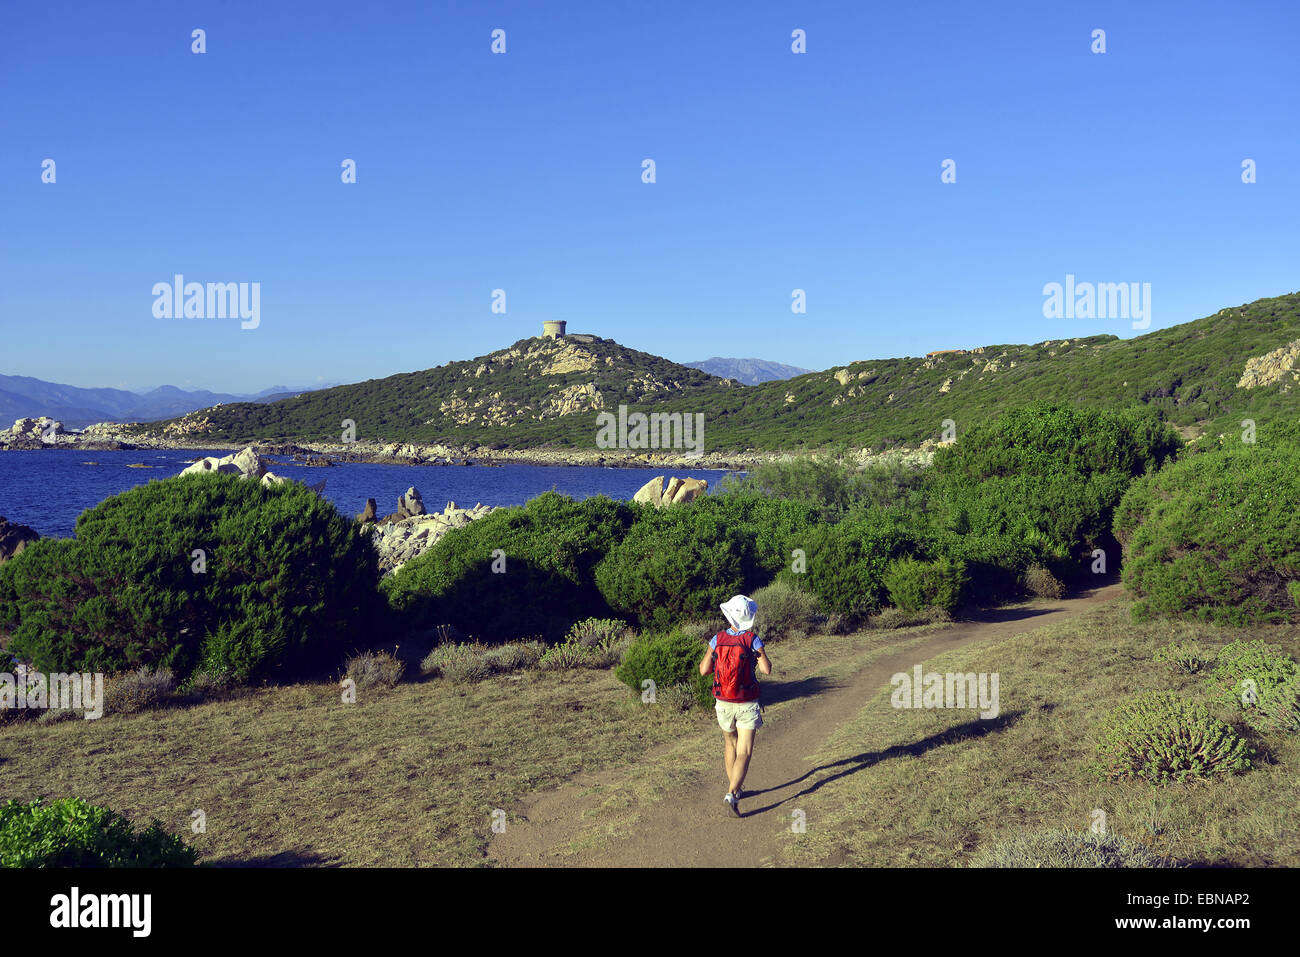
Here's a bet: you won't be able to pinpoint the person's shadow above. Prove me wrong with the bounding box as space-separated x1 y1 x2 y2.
757 674 837 706
741 710 1026 817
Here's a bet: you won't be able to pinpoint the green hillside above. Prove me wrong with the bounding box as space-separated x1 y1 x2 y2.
136 293 1300 451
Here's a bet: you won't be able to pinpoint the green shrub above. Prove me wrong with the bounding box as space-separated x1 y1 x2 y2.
0 474 382 684
1116 444 1300 625
595 499 766 631
932 403 1181 484
345 650 406 690
969 828 1176 868
383 492 633 642
615 629 713 707
1211 640 1300 733
751 579 822 642
722 457 928 521
104 666 176 715
1090 691 1253 784
883 556 967 613
1152 640 1212 675
777 514 916 624
1289 581 1300 609
0 797 198 868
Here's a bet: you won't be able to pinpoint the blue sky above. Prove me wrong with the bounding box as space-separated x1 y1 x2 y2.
1 0 1297 393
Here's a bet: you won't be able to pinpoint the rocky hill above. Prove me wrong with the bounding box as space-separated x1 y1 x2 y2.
110 292 1300 453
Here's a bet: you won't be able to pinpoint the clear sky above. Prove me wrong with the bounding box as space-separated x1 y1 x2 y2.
1 0 1297 393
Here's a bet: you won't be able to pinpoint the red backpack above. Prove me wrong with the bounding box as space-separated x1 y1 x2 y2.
712 630 760 703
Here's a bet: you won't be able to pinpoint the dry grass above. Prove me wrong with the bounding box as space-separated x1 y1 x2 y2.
770 602 1300 867
0 665 701 866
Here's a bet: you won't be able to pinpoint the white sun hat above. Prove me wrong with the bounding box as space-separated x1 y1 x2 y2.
720 595 758 632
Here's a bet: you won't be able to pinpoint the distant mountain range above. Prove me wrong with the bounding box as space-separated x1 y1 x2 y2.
684 357 812 384
0 375 335 429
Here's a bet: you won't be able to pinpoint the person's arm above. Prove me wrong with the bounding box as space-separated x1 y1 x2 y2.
756 647 771 675
699 643 716 676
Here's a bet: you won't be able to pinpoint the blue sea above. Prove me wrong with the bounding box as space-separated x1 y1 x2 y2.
0 450 736 538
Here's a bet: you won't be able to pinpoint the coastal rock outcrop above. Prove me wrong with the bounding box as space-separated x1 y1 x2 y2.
0 516 40 564
364 497 496 575
177 446 325 493
632 475 708 507
0 417 75 448
397 487 425 519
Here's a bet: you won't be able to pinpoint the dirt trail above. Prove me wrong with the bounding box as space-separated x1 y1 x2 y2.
488 582 1123 867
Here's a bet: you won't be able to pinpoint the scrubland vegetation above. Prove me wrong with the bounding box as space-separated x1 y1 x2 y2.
3 399 1298 866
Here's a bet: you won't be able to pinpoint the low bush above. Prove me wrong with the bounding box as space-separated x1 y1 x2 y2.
0 797 198 868
1020 563 1066 600
751 579 822 642
179 668 236 702
1152 640 1212 675
1090 691 1253 784
482 641 546 672
869 606 953 630
538 642 597 670
564 617 632 649
970 828 1176 868
345 650 405 691
421 641 494 683
1211 640 1300 733
104 666 176 716
883 556 967 613
421 639 545 682
615 629 713 708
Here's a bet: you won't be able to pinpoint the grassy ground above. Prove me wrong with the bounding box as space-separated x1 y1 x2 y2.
1 666 707 866
0 622 944 867
768 601 1300 867
5 602 1296 867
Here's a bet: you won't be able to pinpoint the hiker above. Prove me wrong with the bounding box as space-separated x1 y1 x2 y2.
699 594 771 817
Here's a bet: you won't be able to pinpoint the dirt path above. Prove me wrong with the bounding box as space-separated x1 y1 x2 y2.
488 581 1123 867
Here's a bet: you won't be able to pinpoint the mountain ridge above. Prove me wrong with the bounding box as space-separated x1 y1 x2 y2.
683 357 813 385
106 291 1300 452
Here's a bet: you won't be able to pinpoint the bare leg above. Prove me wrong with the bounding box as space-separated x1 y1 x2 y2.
724 730 738 790
728 727 756 795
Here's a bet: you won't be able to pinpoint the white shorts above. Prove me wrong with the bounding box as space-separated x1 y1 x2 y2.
715 699 762 732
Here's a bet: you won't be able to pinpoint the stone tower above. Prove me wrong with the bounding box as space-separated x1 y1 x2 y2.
542 320 567 339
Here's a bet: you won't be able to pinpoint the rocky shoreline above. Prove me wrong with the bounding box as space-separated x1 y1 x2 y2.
0 416 939 471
